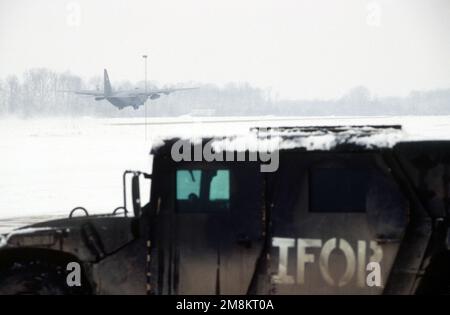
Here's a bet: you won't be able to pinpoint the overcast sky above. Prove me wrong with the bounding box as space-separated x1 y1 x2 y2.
0 0 449 99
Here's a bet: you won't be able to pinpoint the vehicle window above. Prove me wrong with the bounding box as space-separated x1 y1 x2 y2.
309 168 370 213
209 170 230 201
176 170 201 200
176 169 230 212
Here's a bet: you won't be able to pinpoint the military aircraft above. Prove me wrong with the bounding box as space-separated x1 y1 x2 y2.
65 69 197 110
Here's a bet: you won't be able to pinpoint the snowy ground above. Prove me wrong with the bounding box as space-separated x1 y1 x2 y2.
1 115 450 233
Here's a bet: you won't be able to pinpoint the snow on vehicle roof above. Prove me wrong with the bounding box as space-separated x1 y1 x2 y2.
149 115 450 153
151 124 404 152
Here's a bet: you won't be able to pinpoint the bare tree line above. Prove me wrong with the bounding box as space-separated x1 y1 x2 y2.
0 68 449 118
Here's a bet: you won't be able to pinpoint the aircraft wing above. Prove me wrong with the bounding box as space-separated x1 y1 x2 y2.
58 89 104 96
135 87 198 96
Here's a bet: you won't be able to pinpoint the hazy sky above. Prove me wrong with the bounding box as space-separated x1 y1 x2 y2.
0 0 449 99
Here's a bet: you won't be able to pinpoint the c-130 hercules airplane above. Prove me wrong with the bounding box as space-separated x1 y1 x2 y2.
67 69 197 110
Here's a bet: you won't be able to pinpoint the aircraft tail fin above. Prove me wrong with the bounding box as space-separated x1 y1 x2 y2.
104 69 112 95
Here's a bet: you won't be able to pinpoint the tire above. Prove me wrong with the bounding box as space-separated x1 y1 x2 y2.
0 260 83 295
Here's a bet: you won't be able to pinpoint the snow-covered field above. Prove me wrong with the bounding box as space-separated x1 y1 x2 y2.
1 115 450 233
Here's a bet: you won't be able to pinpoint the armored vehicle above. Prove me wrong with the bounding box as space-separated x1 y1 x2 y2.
1 125 450 294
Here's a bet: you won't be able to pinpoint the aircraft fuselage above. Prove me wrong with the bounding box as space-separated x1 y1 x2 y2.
104 94 148 110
